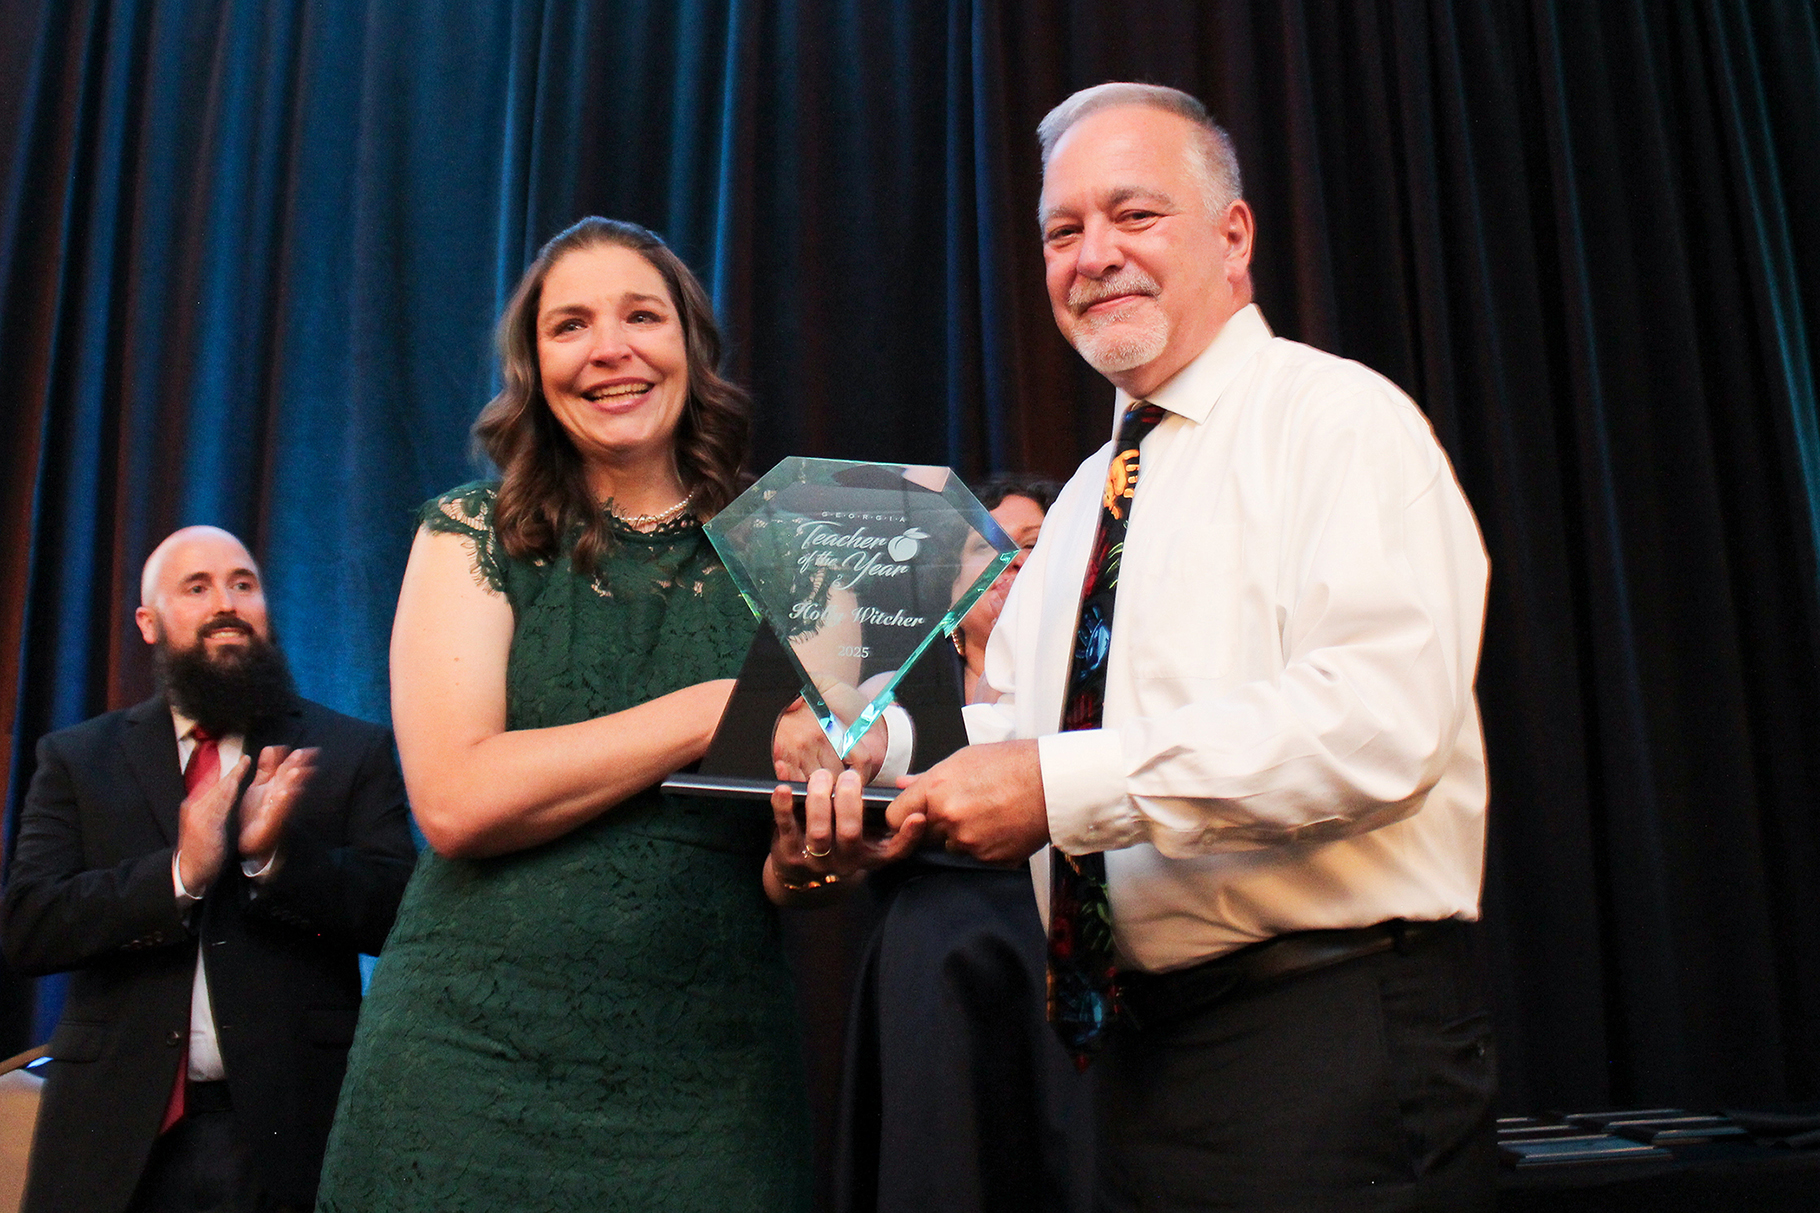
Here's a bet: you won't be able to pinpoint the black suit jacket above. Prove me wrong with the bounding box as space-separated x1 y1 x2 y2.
2 695 416 1213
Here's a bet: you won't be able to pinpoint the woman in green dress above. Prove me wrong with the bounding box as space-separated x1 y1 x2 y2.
315 218 917 1212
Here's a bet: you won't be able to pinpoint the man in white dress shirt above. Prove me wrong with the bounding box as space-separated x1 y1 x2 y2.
887 83 1496 1210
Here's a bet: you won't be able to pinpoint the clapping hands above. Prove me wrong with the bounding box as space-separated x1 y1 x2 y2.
175 745 319 893
239 745 319 867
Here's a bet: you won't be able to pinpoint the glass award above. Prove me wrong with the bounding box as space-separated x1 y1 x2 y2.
660 457 1016 809
709 457 1015 755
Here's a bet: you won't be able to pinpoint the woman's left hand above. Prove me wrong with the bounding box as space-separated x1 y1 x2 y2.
771 691 887 785
764 768 924 903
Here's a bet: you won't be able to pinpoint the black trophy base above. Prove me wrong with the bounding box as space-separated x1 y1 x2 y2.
659 620 969 835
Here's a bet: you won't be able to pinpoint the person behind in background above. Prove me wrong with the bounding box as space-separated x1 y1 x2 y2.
949 477 1058 704
3 526 415 1213
880 83 1497 1211
835 473 1096 1213
314 217 914 1213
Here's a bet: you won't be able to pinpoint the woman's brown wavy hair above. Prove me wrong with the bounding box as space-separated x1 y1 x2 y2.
473 217 751 573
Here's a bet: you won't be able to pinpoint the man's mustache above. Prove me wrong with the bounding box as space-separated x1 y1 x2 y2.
1069 269 1161 315
197 614 255 640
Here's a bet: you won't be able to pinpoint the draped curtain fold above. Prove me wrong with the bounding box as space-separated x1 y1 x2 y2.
3 0 1817 1112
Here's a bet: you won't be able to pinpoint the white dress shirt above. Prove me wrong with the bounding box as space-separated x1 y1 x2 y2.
170 713 242 1081
965 306 1490 974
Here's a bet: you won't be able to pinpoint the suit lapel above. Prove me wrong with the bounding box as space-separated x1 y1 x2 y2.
235 698 308 833
122 696 185 845
242 698 306 765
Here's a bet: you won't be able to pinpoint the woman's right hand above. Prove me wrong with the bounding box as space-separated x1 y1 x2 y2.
762 769 924 904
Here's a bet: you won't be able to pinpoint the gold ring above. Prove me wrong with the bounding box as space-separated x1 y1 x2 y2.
805 842 833 859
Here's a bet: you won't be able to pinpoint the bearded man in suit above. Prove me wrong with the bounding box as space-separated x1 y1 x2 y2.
3 525 416 1213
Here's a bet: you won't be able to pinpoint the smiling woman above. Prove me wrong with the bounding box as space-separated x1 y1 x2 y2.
474 218 752 577
532 244 692 499
312 219 826 1213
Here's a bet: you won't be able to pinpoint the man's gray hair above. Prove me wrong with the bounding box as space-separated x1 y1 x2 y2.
1037 82 1243 214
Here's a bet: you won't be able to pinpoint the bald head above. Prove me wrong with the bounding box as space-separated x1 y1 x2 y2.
141 526 256 605
135 526 270 652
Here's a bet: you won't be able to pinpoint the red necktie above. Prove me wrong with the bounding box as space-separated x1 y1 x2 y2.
160 727 221 1133
1047 402 1167 1067
185 727 221 795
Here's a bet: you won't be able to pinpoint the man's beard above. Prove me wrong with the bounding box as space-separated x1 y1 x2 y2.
155 619 296 736
1066 268 1169 375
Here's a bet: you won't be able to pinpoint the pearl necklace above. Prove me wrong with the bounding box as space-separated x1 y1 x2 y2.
608 490 695 529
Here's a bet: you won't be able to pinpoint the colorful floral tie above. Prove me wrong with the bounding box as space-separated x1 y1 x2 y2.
1047 401 1167 1067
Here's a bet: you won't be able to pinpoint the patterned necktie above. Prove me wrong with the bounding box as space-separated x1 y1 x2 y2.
1047 401 1167 1067
161 725 221 1134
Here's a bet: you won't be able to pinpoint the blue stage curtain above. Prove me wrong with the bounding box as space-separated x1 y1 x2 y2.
3 0 1818 1115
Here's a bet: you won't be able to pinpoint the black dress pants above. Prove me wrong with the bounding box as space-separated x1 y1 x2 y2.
128 1083 284 1213
837 860 1096 1213
1096 921 1497 1213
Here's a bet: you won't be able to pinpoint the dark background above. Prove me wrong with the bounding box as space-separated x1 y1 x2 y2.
3 0 1817 1117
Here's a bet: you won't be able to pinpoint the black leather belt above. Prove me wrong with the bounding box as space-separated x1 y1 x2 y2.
1116 919 1459 1031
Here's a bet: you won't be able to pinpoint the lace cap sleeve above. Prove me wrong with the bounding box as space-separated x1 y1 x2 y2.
417 481 508 593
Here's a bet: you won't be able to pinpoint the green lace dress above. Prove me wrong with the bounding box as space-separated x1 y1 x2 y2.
315 484 810 1213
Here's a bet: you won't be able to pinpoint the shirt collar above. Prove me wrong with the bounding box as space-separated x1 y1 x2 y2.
169 707 241 747
171 707 200 744
1112 303 1273 429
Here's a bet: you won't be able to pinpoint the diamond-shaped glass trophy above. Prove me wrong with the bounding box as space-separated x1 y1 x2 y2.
661 457 1016 806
